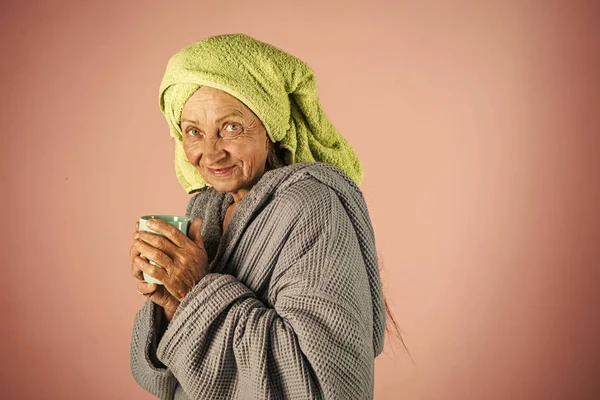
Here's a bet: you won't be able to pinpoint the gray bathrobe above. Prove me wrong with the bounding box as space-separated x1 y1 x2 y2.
130 162 386 400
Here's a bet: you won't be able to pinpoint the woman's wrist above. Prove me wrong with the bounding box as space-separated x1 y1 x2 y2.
163 307 175 323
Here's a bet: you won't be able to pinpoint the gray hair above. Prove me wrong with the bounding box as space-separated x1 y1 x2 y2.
265 141 287 171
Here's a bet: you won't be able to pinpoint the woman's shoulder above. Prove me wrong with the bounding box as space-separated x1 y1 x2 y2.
270 162 360 193
270 177 332 222
270 163 367 222
273 162 366 208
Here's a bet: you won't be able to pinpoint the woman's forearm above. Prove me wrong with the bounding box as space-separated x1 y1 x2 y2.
163 307 175 323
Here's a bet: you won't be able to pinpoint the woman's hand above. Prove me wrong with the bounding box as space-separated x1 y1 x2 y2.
129 218 208 316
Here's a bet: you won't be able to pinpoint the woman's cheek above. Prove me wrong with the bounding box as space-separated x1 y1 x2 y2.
183 140 199 157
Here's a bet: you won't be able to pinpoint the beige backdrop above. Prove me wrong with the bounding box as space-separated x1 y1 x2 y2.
1 0 599 399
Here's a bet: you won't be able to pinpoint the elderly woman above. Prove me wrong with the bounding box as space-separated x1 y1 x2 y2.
129 34 387 400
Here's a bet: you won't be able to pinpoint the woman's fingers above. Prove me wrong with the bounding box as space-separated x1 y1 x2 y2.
129 238 151 281
132 219 172 282
131 220 142 277
137 281 157 295
137 282 181 315
145 219 189 248
134 254 168 282
136 231 179 262
131 254 146 281
187 218 205 248
129 244 142 278
133 238 174 271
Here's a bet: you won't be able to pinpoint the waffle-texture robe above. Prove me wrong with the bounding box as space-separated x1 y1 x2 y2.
130 162 386 399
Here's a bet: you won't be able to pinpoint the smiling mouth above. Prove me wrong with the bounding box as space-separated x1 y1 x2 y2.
207 166 235 176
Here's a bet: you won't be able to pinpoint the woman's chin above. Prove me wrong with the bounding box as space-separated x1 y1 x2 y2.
205 178 240 194
201 169 263 195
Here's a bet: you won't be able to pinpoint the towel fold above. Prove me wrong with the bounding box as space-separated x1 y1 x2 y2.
159 33 363 194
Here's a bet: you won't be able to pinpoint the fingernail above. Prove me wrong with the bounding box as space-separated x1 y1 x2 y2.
147 219 155 228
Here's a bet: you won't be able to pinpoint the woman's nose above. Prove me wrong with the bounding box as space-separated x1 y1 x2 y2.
202 136 227 160
205 136 223 151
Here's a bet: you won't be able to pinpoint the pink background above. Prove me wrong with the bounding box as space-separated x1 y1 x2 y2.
2 1 599 399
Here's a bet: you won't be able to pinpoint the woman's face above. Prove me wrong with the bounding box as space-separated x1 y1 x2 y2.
180 86 270 201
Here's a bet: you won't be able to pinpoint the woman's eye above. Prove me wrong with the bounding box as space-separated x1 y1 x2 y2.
187 128 201 137
223 123 242 136
226 123 240 132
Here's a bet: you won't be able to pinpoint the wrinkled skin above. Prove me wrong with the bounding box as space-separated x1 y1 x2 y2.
129 218 207 320
180 86 271 204
130 86 271 320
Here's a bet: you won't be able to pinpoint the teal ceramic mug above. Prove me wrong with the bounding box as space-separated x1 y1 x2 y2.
138 215 191 285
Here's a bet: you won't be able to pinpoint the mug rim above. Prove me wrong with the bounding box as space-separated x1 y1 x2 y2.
139 215 191 222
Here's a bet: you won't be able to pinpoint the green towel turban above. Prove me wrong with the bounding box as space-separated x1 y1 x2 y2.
159 33 363 194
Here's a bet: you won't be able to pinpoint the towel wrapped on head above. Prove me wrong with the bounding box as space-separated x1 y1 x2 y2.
159 33 363 194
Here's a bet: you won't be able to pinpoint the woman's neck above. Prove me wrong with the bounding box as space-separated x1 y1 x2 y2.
230 188 249 205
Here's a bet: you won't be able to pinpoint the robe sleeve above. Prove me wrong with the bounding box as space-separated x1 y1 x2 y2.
129 191 205 399
154 181 378 399
129 299 180 399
